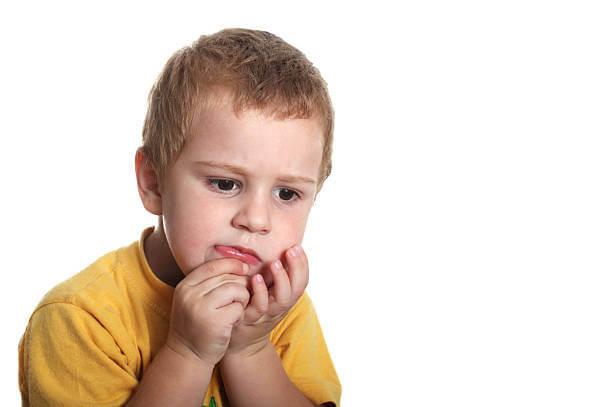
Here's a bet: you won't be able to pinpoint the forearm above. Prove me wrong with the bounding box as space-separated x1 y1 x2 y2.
126 343 214 407
220 340 315 407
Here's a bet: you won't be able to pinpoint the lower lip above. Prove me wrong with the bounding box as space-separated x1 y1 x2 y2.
214 245 261 266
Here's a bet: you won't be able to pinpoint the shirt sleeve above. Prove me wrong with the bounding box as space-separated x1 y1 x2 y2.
20 302 138 406
270 293 342 407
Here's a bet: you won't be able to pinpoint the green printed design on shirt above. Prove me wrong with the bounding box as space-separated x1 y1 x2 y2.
202 396 217 407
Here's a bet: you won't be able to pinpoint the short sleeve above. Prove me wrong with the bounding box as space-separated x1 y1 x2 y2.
270 293 341 406
20 302 138 406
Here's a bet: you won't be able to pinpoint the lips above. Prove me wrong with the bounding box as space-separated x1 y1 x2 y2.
214 245 262 266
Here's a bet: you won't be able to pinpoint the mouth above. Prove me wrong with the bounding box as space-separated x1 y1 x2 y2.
214 245 262 266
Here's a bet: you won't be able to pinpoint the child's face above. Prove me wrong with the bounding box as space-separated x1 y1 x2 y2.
159 102 323 281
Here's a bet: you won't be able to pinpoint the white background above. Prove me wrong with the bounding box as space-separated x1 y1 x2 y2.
2 1 611 405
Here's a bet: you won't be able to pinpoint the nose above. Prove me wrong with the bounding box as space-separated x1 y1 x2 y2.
231 190 271 235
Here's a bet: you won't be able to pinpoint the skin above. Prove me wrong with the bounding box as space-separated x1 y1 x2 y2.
129 98 326 407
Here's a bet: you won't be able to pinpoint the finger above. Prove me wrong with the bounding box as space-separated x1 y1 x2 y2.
244 274 269 322
205 282 251 309
181 258 249 287
270 259 292 309
196 273 249 297
284 245 309 298
219 302 246 327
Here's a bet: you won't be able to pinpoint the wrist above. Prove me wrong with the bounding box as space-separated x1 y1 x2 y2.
164 337 217 371
224 337 271 360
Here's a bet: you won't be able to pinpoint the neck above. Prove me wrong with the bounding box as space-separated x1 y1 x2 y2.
144 217 184 287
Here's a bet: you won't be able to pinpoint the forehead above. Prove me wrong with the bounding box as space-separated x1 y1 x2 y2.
182 102 324 176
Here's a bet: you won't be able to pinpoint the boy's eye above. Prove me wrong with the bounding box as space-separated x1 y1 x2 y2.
209 179 239 192
276 188 299 201
208 180 299 202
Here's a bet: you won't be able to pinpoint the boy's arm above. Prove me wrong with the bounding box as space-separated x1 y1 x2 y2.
128 258 251 406
126 343 214 407
220 340 317 407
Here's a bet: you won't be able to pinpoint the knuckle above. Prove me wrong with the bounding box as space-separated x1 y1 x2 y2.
276 297 291 308
228 302 244 317
241 288 251 302
232 258 246 269
221 282 246 296
216 283 234 296
209 258 244 276
206 262 218 276
222 257 244 270
224 274 249 287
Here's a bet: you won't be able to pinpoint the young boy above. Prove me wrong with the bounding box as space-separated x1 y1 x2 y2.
18 29 341 406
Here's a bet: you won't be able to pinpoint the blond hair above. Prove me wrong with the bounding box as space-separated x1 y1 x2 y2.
141 28 333 192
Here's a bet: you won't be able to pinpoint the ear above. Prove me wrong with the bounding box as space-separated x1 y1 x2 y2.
135 147 163 216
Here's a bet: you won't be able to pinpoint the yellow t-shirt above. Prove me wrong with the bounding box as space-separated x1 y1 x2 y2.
19 227 341 406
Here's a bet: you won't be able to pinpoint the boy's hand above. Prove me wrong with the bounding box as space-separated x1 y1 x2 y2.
225 245 309 358
165 258 251 367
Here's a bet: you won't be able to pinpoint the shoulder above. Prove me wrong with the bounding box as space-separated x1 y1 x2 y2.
21 243 144 375
35 249 120 308
31 240 140 326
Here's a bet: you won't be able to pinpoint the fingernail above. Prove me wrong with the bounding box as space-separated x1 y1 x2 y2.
273 260 282 270
255 274 263 283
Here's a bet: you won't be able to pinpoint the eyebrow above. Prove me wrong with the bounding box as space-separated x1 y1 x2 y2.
193 160 316 184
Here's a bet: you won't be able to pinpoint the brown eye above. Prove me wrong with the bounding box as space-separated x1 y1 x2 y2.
209 179 239 193
217 179 235 190
278 188 297 201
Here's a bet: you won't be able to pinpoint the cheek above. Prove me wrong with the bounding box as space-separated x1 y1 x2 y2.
167 178 229 226
272 210 310 254
163 190 230 271
258 214 309 287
